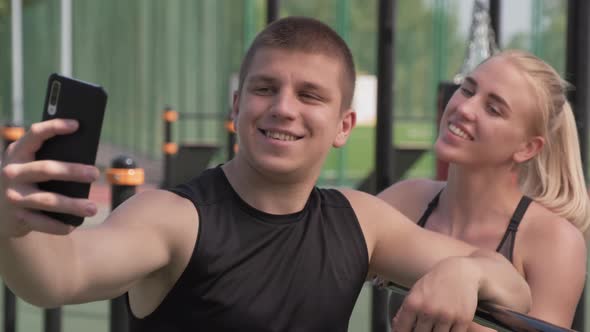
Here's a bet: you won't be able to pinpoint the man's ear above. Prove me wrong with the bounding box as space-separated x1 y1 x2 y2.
333 109 356 148
513 136 544 163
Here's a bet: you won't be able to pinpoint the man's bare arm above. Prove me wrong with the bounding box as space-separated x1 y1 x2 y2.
342 189 531 331
0 119 194 307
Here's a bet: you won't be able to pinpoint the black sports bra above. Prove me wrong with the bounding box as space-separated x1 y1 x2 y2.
386 191 533 319
417 190 532 262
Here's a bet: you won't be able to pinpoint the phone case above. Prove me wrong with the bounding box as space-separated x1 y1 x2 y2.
35 73 108 226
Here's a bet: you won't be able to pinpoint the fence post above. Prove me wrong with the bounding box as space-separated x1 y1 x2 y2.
1 123 24 152
43 308 61 332
1 123 24 332
106 156 145 332
224 116 237 161
162 107 178 188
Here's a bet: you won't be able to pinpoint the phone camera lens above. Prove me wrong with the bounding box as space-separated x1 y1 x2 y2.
49 81 61 106
47 80 61 116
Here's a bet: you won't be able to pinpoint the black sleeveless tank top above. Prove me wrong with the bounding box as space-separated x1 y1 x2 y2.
128 166 369 332
388 190 532 318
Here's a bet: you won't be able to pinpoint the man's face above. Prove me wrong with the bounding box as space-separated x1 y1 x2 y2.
231 48 355 180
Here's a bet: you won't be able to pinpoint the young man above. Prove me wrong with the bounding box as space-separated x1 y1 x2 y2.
0 17 530 331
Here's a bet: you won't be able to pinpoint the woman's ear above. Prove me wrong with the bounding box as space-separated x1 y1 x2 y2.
513 136 545 163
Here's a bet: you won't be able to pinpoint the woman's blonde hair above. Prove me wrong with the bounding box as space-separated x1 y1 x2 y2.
498 50 590 237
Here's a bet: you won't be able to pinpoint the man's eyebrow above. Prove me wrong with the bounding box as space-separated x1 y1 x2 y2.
465 76 511 111
246 75 277 84
301 81 328 93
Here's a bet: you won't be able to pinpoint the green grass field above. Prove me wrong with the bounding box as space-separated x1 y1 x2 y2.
320 121 437 187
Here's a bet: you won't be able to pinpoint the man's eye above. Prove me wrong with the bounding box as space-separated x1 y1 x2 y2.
254 87 273 95
299 92 322 102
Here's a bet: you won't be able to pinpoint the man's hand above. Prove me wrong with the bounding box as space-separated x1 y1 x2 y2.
391 257 481 332
0 119 99 237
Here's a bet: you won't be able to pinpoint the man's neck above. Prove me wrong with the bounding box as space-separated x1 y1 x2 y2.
221 158 318 215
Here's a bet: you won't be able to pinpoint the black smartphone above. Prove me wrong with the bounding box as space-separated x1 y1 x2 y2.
35 73 108 226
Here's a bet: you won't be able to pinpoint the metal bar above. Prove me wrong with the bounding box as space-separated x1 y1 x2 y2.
108 156 142 332
110 297 128 332
163 107 175 188
3 287 16 332
373 0 397 331
566 0 589 173
266 0 279 23
11 0 23 125
336 0 350 186
177 112 222 120
566 1 589 330
386 282 575 332
43 308 62 332
60 0 72 76
489 0 501 47
2 128 23 332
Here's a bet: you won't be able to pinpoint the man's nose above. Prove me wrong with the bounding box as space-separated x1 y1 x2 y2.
270 90 298 120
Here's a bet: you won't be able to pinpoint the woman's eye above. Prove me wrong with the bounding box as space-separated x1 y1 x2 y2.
460 87 474 97
487 105 501 116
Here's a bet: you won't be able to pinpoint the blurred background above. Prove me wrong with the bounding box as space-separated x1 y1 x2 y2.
0 0 570 186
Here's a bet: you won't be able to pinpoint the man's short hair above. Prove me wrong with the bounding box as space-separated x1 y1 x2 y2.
238 16 356 109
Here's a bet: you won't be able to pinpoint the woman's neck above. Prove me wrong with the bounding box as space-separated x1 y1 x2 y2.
439 164 525 233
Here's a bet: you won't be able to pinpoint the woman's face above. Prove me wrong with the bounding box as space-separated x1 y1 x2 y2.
435 56 542 169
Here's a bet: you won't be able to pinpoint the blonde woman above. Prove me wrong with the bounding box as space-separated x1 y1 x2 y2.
379 50 588 329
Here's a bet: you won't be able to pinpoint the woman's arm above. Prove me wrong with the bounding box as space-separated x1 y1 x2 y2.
519 214 586 328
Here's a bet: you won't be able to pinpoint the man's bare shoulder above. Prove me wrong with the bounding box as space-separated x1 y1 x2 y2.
106 189 197 223
101 189 199 251
337 189 417 259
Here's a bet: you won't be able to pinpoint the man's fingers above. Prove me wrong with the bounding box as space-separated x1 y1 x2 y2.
432 321 454 332
450 321 469 332
7 189 97 217
391 308 417 332
18 209 76 235
414 314 435 332
3 160 99 184
11 119 79 158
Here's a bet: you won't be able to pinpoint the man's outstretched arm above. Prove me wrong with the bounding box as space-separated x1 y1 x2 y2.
0 119 192 307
